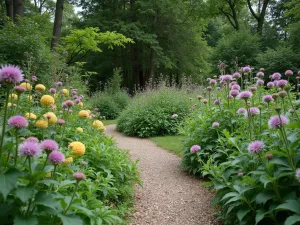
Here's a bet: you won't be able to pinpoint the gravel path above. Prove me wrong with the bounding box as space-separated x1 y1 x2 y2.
106 125 219 225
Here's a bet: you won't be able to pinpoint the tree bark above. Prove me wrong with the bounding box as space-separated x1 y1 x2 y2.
247 0 270 35
219 0 240 30
5 0 13 19
13 0 24 22
51 0 64 50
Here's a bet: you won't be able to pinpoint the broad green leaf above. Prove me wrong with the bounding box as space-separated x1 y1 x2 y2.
259 175 274 188
15 186 34 202
284 214 300 225
225 196 242 205
0 169 21 199
221 192 239 201
237 207 250 222
269 158 290 167
58 214 83 225
34 192 59 210
276 200 300 214
255 209 267 224
256 192 275 205
14 215 38 225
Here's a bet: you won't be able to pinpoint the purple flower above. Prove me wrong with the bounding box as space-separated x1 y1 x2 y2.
73 172 86 181
233 72 241 78
221 75 233 82
268 115 289 129
171 114 178 119
250 86 257 92
14 85 26 94
0 65 24 84
75 99 81 103
209 79 216 85
248 140 264 154
207 86 212 91
267 82 275 88
238 91 252 100
202 99 208 104
230 90 239 98
64 100 74 107
256 79 264 86
256 72 264 78
249 107 260 116
49 151 65 165
8 116 28 128
266 154 273 160
296 169 300 181
55 81 63 86
271 72 281 80
237 108 247 115
31 75 37 81
243 66 251 73
231 84 240 90
212 122 219 127
19 141 41 157
49 88 56 93
276 79 288 88
213 99 220 105
40 140 58 152
263 95 273 103
190 145 201 153
57 119 65 125
285 70 293 76
72 90 78 95
26 137 39 143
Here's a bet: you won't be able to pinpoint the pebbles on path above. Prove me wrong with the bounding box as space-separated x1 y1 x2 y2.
106 125 219 225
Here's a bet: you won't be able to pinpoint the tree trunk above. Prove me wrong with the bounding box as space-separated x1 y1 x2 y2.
13 0 24 22
51 0 64 50
247 0 270 35
5 0 13 19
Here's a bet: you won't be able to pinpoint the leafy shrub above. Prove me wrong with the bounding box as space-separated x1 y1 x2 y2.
117 85 193 137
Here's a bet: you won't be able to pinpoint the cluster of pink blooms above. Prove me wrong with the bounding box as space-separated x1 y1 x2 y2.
8 116 28 128
248 140 264 154
190 145 201 153
0 65 24 84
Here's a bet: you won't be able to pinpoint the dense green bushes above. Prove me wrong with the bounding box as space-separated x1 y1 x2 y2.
117 85 194 137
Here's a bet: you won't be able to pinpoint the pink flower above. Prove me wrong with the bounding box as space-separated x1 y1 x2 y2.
57 119 65 125
276 79 288 88
202 99 208 104
238 91 252 100
243 66 251 73
8 116 28 128
250 86 257 92
267 82 275 87
0 65 24 84
14 85 26 94
271 72 281 80
256 72 264 78
190 145 201 153
49 88 56 93
31 75 37 81
49 151 65 165
207 86 212 91
19 141 41 157
249 107 260 115
26 137 39 143
171 114 178 119
221 75 233 82
266 154 273 160
231 84 240 90
75 98 81 103
268 115 289 129
214 99 220 105
263 95 273 103
40 140 58 152
233 72 241 78
285 70 293 76
64 100 74 107
212 122 219 127
248 140 264 154
209 79 216 85
237 108 247 115
55 81 63 86
230 90 239 98
81 161 87 165
73 172 86 181
256 79 264 85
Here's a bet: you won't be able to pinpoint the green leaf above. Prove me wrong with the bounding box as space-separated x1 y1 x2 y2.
259 175 274 188
34 192 59 210
14 215 38 225
284 214 300 225
58 214 83 225
276 200 300 214
0 169 21 199
15 186 34 202
237 207 250 222
255 209 267 224
221 192 239 201
256 192 275 205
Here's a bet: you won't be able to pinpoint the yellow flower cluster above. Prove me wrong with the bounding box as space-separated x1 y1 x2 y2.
25 113 37 120
40 95 55 107
61 89 69 96
92 120 106 132
76 127 83 133
35 120 48 129
69 141 85 156
9 93 18 100
77 102 84 107
20 82 32 91
43 112 57 125
63 157 73 165
35 84 46 92
78 110 89 118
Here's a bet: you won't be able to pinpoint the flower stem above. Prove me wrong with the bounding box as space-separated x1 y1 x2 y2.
14 129 19 166
64 182 79 215
28 157 32 174
287 91 299 121
0 88 10 161
42 153 49 170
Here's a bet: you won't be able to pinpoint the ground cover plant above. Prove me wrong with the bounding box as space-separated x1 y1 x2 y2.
0 64 139 225
182 67 300 225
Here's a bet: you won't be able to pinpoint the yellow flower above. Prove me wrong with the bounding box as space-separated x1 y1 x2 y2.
35 84 46 92
27 95 33 101
76 127 83 133
35 120 48 129
25 113 37 120
7 102 13 107
43 112 57 125
20 82 32 91
92 120 104 129
86 110 91 115
77 102 84 107
78 110 88 118
63 157 73 165
69 141 86 156
45 172 52 178
98 126 106 132
40 95 55 107
61 89 69 96
9 93 18 100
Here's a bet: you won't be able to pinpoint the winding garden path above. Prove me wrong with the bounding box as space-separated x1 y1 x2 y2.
106 125 219 225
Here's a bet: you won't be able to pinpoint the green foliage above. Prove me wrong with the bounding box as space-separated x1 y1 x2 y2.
289 22 300 52
117 84 194 137
150 136 185 156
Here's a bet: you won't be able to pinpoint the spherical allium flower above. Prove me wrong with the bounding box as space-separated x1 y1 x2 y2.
237 108 247 115
296 169 300 181
76 127 83 133
285 70 293 76
289 109 295 114
55 81 63 86
230 90 239 98
14 85 26 94
35 120 48 129
243 66 251 73
231 84 240 90
190 145 201 153
271 72 281 80
238 91 252 100
248 140 264 154
8 115 28 128
69 141 86 156
256 72 264 78
26 137 39 143
202 99 208 104
268 115 289 129
207 86 212 91
276 79 288 88
64 100 74 107
61 89 69 96
49 88 56 94
212 122 219 127
171 114 178 119
209 79 217 85
35 84 46 92
19 141 41 157
73 172 86 181
68 109 73 114
0 65 24 84
197 95 203 100
75 98 81 104
40 140 59 152
256 79 264 86
249 107 260 116
233 72 241 78
43 112 57 125
214 99 220 105
63 157 73 166
267 82 275 88
20 82 32 91
278 90 287 98
40 95 55 107
49 151 65 165
221 75 233 82
24 112 37 120
266 154 273 160
250 86 257 92
263 95 273 103
57 119 65 126
72 90 78 95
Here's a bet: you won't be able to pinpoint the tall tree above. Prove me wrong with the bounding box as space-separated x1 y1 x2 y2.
51 0 64 49
13 0 24 21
